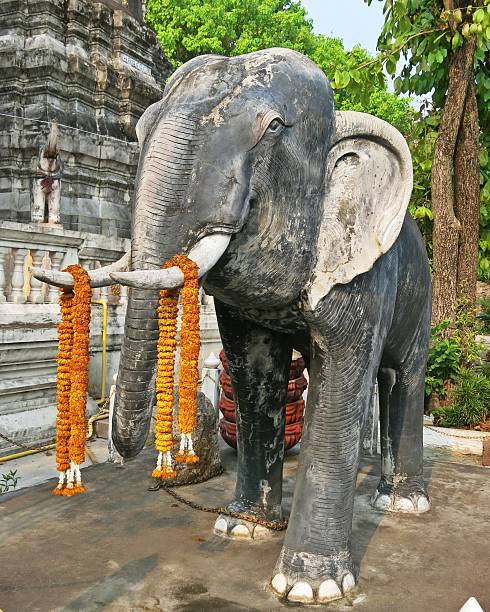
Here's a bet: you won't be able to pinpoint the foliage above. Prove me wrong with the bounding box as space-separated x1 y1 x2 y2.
354 0 490 280
477 296 490 333
406 114 437 253
479 137 490 280
145 0 414 133
146 0 316 67
425 321 462 398
425 300 484 398
432 368 490 427
452 298 485 367
0 469 19 494
312 37 414 132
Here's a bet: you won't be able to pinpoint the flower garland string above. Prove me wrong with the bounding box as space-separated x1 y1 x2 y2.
53 265 92 496
152 255 200 479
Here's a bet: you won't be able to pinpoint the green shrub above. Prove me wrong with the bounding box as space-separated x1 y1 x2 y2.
477 296 490 334
425 301 484 400
0 469 19 494
432 368 490 428
425 321 461 398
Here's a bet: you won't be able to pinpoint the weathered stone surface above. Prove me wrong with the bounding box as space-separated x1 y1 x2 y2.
167 392 223 486
0 1 178 453
0 0 172 237
482 438 490 467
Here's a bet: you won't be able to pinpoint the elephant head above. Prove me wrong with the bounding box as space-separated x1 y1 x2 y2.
33 48 412 459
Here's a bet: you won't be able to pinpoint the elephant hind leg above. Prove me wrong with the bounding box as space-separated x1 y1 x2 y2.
372 357 430 514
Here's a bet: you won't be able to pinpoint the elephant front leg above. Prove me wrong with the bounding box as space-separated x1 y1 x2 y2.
213 299 292 540
271 336 376 604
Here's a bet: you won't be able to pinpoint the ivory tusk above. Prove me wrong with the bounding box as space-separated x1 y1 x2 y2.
31 251 131 289
109 233 231 289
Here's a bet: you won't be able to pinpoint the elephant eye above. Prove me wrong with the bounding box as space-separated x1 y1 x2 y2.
267 118 284 133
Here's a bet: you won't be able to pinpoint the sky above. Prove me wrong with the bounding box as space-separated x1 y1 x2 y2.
300 0 385 55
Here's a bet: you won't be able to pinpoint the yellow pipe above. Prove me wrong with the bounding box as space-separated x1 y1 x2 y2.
91 299 108 402
0 413 110 463
0 443 55 463
86 411 109 439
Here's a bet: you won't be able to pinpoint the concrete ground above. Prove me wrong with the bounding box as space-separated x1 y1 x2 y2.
0 445 488 612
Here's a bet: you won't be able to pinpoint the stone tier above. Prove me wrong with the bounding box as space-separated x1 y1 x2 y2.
0 222 222 456
0 0 172 236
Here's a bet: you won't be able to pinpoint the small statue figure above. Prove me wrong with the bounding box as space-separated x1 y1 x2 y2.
31 122 63 225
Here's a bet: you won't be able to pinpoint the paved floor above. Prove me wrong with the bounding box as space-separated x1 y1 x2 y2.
0 445 488 612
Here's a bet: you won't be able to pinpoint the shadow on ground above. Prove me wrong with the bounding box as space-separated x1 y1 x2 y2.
0 444 488 612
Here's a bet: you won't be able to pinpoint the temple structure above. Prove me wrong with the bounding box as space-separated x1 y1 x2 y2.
0 0 221 454
0 0 171 234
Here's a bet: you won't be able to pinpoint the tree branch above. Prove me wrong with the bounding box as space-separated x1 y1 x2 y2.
356 27 444 71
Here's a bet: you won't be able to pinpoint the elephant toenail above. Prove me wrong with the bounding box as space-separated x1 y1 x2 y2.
318 578 342 602
393 497 415 512
416 496 431 513
253 524 272 539
271 573 288 595
214 517 228 533
230 524 251 538
372 492 391 510
287 581 314 603
342 572 356 594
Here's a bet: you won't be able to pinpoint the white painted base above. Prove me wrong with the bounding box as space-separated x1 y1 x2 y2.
424 423 490 456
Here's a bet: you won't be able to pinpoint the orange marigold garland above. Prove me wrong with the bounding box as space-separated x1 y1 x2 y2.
174 256 200 464
52 265 92 496
152 282 179 479
152 255 200 479
52 289 74 494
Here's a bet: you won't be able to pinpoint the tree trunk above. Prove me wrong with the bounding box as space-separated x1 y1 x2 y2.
431 35 477 323
454 79 481 303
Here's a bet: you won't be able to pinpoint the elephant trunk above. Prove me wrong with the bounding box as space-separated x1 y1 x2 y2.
112 116 198 458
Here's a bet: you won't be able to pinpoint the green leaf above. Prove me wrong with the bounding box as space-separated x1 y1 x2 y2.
386 56 397 75
452 31 462 49
474 8 485 24
333 69 351 89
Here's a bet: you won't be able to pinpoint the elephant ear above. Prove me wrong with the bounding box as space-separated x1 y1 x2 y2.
305 110 413 310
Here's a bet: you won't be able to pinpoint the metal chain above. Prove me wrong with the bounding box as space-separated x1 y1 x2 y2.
155 481 288 531
424 425 490 440
0 430 38 452
0 399 111 454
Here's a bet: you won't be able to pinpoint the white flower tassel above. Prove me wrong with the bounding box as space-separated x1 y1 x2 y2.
74 463 84 492
65 461 75 491
55 470 65 492
152 450 176 479
176 433 198 464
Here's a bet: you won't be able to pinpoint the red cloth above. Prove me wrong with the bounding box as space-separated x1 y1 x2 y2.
40 177 55 193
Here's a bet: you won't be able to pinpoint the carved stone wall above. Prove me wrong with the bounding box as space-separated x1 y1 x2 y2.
0 0 172 237
0 1 205 456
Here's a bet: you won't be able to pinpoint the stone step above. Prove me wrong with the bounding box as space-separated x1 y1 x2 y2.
94 418 109 440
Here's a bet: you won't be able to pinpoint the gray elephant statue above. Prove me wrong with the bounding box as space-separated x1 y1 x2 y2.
34 48 432 604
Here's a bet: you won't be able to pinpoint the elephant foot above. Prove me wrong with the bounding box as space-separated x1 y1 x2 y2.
213 514 275 540
270 546 356 604
214 498 282 540
371 476 430 514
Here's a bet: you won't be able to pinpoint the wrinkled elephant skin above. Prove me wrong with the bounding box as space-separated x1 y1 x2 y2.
35 48 432 604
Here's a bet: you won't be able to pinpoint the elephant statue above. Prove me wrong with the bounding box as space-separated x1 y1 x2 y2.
34 48 432 604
